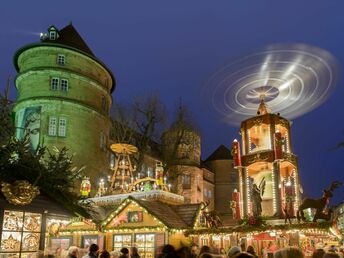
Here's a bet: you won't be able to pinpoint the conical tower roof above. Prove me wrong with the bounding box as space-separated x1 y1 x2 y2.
205 144 232 162
43 24 94 57
13 23 116 92
168 104 199 134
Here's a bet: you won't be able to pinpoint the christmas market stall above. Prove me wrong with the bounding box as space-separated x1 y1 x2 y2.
185 220 338 256
0 186 81 258
58 196 203 258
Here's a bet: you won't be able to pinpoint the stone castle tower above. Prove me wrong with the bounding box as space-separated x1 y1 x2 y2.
161 107 204 204
13 24 115 187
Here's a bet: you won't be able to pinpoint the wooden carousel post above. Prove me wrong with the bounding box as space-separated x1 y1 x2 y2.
273 131 283 217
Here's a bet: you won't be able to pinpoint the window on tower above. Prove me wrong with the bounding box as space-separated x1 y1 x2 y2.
57 54 65 65
49 30 56 40
48 117 67 137
197 174 201 191
100 131 107 150
182 174 191 189
51 78 59 91
48 117 57 136
60 79 69 91
58 118 67 137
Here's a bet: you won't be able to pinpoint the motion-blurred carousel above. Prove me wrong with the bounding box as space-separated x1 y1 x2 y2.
203 43 339 220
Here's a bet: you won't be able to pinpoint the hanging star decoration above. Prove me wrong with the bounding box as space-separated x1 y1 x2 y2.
1 234 20 251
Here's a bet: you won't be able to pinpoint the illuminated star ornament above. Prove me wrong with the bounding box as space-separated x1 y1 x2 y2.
202 43 339 125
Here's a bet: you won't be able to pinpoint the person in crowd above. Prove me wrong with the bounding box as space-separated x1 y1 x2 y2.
246 246 258 258
312 249 325 258
199 246 212 257
119 247 129 258
99 250 111 258
159 244 178 258
177 246 191 258
329 246 337 253
228 246 241 258
323 253 341 258
234 253 254 258
82 244 99 258
191 245 199 258
130 247 140 258
274 247 304 258
67 246 79 258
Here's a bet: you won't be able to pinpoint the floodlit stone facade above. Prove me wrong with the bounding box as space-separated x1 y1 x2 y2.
13 24 115 187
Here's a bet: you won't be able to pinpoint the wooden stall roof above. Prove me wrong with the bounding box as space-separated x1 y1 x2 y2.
171 203 202 227
0 193 74 217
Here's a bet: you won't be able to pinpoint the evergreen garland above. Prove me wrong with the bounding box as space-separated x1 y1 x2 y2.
0 137 90 218
185 221 332 236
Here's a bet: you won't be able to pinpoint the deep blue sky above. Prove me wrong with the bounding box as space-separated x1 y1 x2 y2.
1 1 343 203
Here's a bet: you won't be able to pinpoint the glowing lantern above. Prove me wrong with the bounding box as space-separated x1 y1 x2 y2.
155 161 164 185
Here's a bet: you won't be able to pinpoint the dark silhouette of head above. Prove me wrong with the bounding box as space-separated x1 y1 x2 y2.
274 247 304 258
233 252 254 258
247 246 256 255
120 247 129 255
312 249 325 258
99 250 110 258
89 244 99 254
199 245 211 255
323 253 340 258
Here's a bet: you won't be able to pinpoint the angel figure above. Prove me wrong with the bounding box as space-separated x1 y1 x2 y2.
251 177 266 217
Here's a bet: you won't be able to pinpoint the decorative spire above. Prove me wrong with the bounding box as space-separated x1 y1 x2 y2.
257 96 269 116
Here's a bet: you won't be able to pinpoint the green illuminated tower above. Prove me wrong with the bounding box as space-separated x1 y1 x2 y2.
13 24 115 189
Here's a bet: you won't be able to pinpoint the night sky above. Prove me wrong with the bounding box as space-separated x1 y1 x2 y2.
1 1 344 203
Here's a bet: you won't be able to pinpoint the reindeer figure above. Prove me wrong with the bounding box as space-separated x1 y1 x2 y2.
200 201 223 228
297 181 342 222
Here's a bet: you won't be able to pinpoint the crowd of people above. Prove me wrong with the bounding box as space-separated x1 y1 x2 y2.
42 243 344 258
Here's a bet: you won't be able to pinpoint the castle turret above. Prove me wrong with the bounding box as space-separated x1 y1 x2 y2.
13 24 115 188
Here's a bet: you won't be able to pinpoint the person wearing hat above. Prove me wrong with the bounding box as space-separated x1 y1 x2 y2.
228 246 241 258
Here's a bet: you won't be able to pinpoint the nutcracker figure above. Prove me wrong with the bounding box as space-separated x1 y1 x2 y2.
80 177 91 197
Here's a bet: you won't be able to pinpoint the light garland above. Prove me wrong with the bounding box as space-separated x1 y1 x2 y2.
241 129 246 155
102 197 167 230
292 168 299 213
284 133 290 153
245 168 251 215
239 168 244 217
271 165 277 214
185 222 334 237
